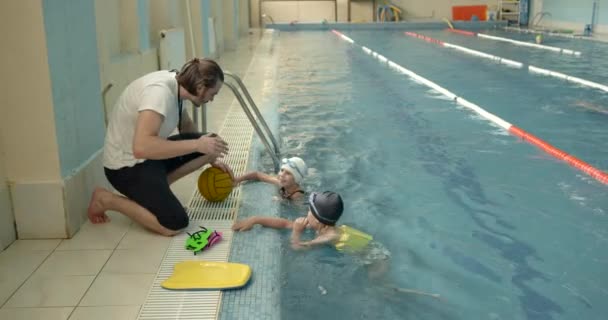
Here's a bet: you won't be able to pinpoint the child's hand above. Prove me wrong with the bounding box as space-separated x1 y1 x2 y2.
293 217 308 232
232 175 243 187
291 242 307 250
232 218 255 232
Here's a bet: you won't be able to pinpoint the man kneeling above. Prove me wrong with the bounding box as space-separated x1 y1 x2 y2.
89 58 234 236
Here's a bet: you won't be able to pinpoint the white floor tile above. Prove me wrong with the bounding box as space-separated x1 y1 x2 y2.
36 250 112 276
4 274 95 307
0 307 73 320
116 224 172 251
4 239 61 252
56 217 130 251
0 276 26 308
102 249 165 274
79 274 155 306
69 306 140 320
0 249 53 305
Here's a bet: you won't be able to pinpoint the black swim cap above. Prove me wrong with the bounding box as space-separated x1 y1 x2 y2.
308 191 344 226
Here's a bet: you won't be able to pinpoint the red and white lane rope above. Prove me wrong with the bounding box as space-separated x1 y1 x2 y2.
405 32 523 68
405 32 608 93
503 26 588 40
331 29 608 185
447 28 582 56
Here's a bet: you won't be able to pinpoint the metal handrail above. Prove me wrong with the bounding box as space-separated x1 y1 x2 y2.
223 81 281 172
225 72 280 151
261 13 275 26
532 12 551 28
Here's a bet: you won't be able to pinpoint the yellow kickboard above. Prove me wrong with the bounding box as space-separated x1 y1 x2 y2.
162 261 252 290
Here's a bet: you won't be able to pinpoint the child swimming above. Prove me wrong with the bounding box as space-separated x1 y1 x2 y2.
233 157 308 200
232 191 440 299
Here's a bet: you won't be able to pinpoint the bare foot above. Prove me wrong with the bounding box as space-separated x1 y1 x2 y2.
88 187 111 224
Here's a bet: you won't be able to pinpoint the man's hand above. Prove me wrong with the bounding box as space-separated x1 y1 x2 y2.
196 133 228 158
212 159 235 180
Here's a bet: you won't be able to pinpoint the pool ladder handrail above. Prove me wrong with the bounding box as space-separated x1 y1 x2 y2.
223 71 281 172
532 12 551 28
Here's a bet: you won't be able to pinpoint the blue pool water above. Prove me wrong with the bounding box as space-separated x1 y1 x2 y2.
259 30 607 320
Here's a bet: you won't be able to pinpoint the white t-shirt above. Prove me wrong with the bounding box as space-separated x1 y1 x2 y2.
103 70 183 169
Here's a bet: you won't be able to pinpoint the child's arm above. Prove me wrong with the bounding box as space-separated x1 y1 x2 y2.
291 233 338 250
232 216 293 232
234 171 279 185
290 218 338 250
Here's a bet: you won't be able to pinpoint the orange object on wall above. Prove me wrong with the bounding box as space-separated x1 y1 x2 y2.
452 5 487 21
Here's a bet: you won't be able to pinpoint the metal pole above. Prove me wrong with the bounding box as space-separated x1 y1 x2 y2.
591 0 598 32
185 0 199 128
224 82 280 172
225 72 280 155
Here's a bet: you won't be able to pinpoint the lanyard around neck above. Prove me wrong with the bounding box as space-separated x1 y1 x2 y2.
176 80 182 133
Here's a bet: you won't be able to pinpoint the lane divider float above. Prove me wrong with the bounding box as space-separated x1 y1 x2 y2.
331 29 608 185
405 32 608 93
528 66 608 92
405 32 523 68
447 28 582 56
447 28 476 37
503 26 594 41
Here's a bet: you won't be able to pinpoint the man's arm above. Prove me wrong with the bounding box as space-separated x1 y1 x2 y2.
132 110 199 159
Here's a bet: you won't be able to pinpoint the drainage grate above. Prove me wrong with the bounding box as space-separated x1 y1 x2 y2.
188 108 256 221
138 82 257 320
137 221 234 320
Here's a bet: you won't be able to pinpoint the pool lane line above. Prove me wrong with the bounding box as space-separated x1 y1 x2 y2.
404 32 523 68
331 29 608 185
527 66 608 92
446 28 582 56
404 32 608 94
447 28 476 37
503 27 598 42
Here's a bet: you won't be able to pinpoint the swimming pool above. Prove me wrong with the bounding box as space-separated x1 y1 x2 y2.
255 28 607 320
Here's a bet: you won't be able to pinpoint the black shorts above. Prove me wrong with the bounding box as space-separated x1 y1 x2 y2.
104 133 205 230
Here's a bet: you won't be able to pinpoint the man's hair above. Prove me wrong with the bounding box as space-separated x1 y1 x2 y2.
175 58 224 95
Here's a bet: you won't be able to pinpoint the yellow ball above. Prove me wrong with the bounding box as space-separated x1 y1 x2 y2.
197 167 233 202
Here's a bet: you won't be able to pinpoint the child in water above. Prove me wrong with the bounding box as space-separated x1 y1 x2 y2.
232 191 440 299
233 157 308 200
